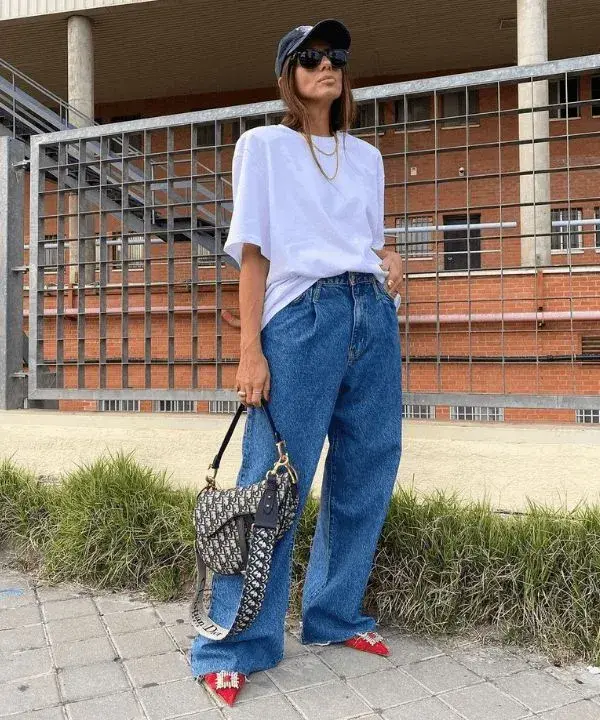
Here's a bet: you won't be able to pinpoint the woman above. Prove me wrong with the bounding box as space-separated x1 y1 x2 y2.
190 18 404 706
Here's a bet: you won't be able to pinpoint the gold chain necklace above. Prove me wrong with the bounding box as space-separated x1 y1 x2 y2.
313 133 338 156
308 133 339 181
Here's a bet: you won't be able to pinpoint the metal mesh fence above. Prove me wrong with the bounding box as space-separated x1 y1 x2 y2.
26 55 600 409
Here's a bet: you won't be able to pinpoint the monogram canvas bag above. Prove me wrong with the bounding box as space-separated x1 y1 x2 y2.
190 398 299 640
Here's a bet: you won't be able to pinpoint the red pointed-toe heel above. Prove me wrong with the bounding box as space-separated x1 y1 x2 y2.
203 671 247 706
344 631 390 656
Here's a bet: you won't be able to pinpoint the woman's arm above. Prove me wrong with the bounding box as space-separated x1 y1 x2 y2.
236 243 271 406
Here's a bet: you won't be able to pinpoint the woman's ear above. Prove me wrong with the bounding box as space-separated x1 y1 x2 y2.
277 76 283 91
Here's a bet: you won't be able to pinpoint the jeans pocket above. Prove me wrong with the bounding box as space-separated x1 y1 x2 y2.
375 280 397 307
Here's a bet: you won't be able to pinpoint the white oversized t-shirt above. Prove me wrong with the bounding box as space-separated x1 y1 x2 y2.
223 124 386 330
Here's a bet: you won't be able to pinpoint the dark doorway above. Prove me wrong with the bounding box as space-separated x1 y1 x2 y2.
443 214 481 270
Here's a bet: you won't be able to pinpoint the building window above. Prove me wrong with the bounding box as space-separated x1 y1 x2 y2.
450 406 504 422
243 116 266 131
551 208 583 251
43 235 58 271
440 89 479 127
98 400 140 412
153 400 196 413
351 101 386 133
97 235 145 269
403 404 436 420
595 208 600 248
395 216 433 257
394 95 432 130
208 400 245 414
549 78 580 119
197 244 215 266
196 123 216 148
576 409 600 424
268 112 285 125
591 76 600 117
108 115 143 154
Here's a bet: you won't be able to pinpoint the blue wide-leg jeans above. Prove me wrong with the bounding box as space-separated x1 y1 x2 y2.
190 271 402 677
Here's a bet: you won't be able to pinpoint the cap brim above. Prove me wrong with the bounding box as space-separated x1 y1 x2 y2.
300 19 351 51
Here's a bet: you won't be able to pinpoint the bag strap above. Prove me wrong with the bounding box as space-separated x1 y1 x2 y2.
189 525 278 640
209 398 280 474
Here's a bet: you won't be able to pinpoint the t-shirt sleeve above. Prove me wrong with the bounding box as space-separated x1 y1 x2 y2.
222 133 271 267
371 150 386 250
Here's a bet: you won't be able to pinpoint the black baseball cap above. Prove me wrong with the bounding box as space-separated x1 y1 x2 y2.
275 19 351 78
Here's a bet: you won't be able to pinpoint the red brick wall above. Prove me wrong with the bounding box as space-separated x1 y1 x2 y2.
22 73 600 423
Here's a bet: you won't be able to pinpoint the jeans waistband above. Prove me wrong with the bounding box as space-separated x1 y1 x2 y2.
317 271 376 286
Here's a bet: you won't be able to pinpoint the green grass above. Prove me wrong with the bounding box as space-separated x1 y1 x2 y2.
2 452 600 663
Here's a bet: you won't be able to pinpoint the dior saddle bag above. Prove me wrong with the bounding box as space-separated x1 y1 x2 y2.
190 398 299 640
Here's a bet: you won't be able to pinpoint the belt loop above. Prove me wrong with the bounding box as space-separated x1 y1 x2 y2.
349 272 355 285
313 279 321 302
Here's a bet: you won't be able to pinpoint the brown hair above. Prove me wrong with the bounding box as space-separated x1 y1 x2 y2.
278 53 356 178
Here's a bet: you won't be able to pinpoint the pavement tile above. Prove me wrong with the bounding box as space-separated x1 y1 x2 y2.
288 679 372 720
10 708 66 720
0 647 53 683
0 604 42 630
0 674 61 715
104 607 163 636
404 655 482 693
544 664 600 700
66 690 145 720
316 644 393 678
58 659 130 703
348 667 430 708
449 645 530 679
138 678 214 719
538 700 600 720
46 614 105 645
153 602 190 626
284 632 309 658
224 687 302 720
265 653 337 692
124 651 190 686
495 669 582 713
114 627 177 659
0 583 37 610
170 713 224 720
384 634 444 666
52 635 117 669
95 595 150 615
224 693 303 720
0 624 47 653
382 696 464 719
234 670 281 702
35 585 88 604
166 622 196 654
41 598 97 623
441 681 530 720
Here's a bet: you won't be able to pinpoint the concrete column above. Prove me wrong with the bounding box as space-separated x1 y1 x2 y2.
67 15 96 286
517 0 551 267
0 137 27 410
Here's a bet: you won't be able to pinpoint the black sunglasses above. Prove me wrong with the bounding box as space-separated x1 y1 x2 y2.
291 48 349 70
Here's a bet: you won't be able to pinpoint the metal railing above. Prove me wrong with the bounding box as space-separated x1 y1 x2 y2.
23 54 600 410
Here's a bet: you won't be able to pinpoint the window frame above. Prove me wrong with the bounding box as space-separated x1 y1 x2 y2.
395 215 434 258
550 207 583 252
549 77 581 120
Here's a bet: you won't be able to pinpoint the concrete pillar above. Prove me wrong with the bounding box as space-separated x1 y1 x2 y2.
517 0 551 267
67 15 96 286
67 15 95 127
0 137 27 410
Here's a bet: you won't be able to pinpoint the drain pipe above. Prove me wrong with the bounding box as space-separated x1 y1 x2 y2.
398 311 600 324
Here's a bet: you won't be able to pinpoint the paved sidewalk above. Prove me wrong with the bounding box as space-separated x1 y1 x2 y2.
1 567 600 720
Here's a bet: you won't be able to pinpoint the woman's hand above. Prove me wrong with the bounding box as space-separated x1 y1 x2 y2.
236 348 271 408
379 250 404 297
